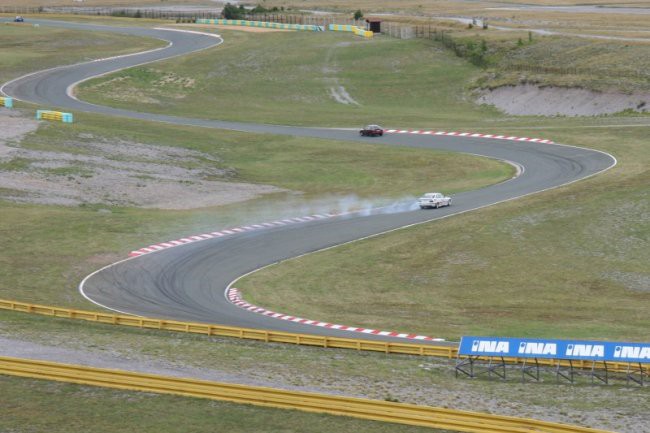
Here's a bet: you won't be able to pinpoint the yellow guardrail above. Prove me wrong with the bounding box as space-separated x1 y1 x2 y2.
0 299 454 358
0 299 643 375
0 356 613 433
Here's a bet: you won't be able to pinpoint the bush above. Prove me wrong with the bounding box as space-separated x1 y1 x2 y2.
222 3 245 19
249 4 280 14
435 32 489 67
353 9 363 20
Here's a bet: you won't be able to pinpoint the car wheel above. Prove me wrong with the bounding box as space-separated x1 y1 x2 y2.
434 203 439 209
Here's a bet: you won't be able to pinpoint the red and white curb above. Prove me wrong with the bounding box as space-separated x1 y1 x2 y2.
384 129 554 144
129 213 336 257
227 287 445 342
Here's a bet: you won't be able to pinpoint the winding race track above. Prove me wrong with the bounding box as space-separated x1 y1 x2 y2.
2 19 616 343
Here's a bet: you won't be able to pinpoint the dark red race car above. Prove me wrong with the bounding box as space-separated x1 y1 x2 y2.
360 125 384 137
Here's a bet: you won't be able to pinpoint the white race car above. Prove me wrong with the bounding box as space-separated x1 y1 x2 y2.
418 192 451 209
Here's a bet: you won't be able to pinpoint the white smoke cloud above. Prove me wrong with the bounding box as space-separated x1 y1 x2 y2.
264 193 422 219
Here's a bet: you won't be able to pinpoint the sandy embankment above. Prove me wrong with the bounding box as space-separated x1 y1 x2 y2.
477 84 650 116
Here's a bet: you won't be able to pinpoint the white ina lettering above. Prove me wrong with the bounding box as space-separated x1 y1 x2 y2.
614 346 650 360
518 342 557 356
566 344 604 358
473 340 509 353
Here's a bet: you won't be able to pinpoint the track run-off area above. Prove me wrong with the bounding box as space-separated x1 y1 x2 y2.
1 18 616 345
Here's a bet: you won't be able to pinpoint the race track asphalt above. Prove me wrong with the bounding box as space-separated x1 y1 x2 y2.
1 18 616 343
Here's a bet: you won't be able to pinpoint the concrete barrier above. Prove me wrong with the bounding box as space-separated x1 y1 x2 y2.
328 24 373 38
36 110 73 123
0 96 13 108
196 18 324 32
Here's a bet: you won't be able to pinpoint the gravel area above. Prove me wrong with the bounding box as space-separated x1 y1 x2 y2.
477 84 650 116
0 110 284 209
0 336 253 385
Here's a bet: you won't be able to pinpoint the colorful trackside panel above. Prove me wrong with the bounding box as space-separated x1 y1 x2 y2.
458 336 650 363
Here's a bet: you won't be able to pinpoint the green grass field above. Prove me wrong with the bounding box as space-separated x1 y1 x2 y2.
76 25 650 124
240 121 649 341
3 15 647 346
68 19 647 342
0 22 164 83
78 29 500 127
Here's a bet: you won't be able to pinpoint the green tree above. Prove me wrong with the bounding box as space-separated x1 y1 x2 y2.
353 9 363 20
222 3 243 19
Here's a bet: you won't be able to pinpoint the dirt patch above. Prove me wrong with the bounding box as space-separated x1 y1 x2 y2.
0 111 285 209
83 69 196 104
476 84 650 116
323 43 360 106
329 85 360 105
0 109 39 156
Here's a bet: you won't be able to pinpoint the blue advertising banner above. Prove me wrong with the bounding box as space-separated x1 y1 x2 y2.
458 336 650 363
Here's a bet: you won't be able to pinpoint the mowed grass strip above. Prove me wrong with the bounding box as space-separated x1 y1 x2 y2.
78 29 498 127
0 375 445 433
240 124 649 342
0 112 510 307
0 22 165 83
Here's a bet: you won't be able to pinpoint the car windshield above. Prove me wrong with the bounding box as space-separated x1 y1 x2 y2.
366 125 381 129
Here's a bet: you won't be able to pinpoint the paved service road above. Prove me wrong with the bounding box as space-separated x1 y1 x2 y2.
1 19 616 343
